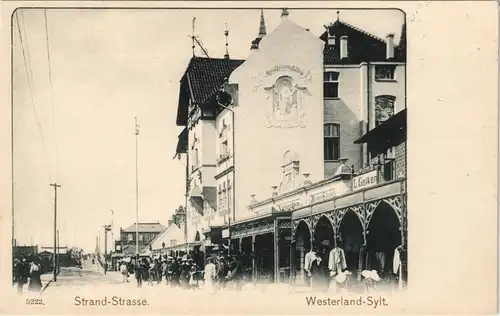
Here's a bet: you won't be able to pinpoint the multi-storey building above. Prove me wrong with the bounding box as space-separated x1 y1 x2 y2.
174 9 407 285
114 222 167 256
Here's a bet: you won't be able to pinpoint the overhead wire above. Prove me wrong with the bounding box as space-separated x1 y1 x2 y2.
44 9 65 247
15 11 51 182
44 9 60 182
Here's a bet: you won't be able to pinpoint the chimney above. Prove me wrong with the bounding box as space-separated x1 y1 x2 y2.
386 33 395 59
340 36 348 59
327 28 335 46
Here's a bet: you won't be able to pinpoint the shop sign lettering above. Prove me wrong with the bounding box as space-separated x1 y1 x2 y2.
352 170 378 191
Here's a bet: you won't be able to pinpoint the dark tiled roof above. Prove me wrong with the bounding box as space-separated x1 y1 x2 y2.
122 222 167 233
320 20 406 64
176 57 244 126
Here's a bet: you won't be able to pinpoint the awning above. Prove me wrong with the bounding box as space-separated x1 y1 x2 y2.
189 186 204 214
189 186 217 215
354 109 406 145
175 128 188 154
162 241 203 252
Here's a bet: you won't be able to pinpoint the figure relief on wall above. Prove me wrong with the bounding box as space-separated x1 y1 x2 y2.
264 76 309 128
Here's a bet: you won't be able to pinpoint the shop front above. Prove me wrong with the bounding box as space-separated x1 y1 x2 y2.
229 209 292 284
291 178 407 287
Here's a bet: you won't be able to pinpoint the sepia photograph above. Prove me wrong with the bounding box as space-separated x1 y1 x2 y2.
11 5 408 310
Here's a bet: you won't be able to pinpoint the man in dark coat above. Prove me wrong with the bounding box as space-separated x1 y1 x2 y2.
227 253 243 294
134 257 143 288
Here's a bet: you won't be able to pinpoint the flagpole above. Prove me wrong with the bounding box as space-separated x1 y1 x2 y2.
135 117 140 255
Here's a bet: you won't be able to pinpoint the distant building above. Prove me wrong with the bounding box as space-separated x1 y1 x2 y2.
114 222 167 255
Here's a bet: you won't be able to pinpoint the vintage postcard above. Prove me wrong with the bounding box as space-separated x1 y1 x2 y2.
0 1 497 315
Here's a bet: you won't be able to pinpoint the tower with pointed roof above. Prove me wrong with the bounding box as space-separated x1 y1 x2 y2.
251 9 267 50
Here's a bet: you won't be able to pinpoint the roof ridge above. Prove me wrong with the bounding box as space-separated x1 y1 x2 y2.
193 56 245 62
336 20 387 43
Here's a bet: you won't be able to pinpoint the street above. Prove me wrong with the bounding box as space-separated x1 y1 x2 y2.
8 257 405 314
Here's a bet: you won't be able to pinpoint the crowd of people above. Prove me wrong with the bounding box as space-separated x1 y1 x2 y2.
12 257 43 294
116 251 245 293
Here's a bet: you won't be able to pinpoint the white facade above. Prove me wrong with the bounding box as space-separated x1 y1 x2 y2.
228 16 325 221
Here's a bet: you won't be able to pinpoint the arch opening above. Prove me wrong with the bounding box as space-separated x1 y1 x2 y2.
293 221 311 282
313 216 335 254
338 211 364 274
366 202 402 279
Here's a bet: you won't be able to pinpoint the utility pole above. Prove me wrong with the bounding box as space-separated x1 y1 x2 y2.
57 229 60 274
134 117 140 255
50 182 61 281
110 209 114 256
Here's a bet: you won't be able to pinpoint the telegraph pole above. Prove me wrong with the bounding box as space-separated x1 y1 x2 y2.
50 182 61 281
134 117 140 255
57 229 60 274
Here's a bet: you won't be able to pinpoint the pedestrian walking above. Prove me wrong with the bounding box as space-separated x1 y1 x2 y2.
179 259 191 289
227 253 243 294
120 261 129 283
14 258 29 294
203 258 216 294
28 258 43 293
134 258 143 288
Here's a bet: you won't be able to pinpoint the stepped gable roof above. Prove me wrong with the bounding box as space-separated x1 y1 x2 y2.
122 222 167 233
320 20 406 64
176 57 245 126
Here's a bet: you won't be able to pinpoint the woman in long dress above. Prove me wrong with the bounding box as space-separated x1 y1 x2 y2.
204 258 216 293
28 259 43 293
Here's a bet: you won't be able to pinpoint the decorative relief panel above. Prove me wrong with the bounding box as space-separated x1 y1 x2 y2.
251 65 312 129
280 200 302 212
265 76 309 128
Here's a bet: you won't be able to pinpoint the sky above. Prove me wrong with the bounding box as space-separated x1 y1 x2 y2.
12 8 404 253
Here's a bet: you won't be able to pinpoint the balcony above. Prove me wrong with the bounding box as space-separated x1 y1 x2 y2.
216 152 231 165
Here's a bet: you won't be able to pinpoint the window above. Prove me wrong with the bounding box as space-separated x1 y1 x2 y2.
384 160 395 181
324 72 340 98
375 65 396 81
218 185 222 210
223 182 227 210
220 140 228 156
324 123 340 161
227 180 232 213
192 148 199 171
375 95 396 126
127 234 133 241
138 234 143 242
145 234 150 242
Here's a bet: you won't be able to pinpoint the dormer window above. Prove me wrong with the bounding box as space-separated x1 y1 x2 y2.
375 65 396 81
